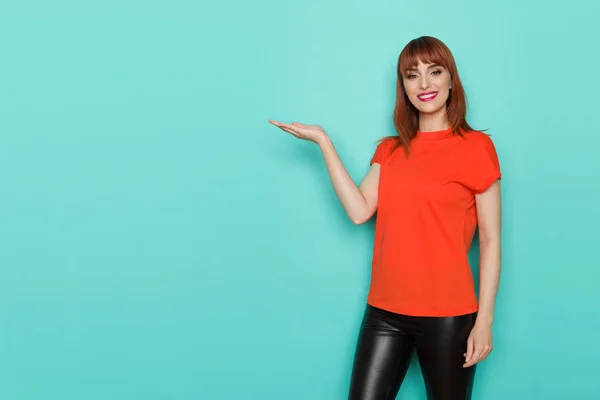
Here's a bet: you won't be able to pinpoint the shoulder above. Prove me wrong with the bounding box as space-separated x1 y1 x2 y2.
378 137 399 147
459 130 501 168
370 137 400 165
460 130 497 150
374 137 400 154
461 129 492 142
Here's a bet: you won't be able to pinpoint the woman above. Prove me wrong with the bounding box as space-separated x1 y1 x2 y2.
269 36 501 400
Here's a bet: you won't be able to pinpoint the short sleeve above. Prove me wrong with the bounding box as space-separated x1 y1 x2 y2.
370 139 397 166
464 134 502 193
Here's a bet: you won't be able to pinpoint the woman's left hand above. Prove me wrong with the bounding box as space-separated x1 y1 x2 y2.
463 321 493 368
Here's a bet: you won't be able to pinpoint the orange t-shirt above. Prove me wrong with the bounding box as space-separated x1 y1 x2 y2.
368 128 501 317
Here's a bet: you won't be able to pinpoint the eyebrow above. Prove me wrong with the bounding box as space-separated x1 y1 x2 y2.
406 64 443 72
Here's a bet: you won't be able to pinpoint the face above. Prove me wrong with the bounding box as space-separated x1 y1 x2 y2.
402 61 452 115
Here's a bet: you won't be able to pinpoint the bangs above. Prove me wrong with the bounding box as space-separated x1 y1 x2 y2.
399 37 452 75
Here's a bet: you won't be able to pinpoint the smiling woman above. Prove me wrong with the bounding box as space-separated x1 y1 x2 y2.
387 36 476 156
406 64 450 107
269 36 502 400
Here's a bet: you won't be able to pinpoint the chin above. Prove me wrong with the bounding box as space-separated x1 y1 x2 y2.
415 102 445 115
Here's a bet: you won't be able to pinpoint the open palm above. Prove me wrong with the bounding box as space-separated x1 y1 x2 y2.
268 120 326 144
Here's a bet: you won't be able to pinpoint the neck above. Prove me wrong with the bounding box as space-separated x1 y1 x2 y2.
418 109 450 132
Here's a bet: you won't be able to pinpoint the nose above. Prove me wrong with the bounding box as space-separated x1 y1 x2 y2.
419 75 430 90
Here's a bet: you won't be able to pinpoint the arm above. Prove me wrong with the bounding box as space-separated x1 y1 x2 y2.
269 120 379 225
463 179 502 368
318 135 380 225
475 179 502 327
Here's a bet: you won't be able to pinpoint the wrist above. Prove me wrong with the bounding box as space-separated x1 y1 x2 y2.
475 313 494 327
316 132 331 147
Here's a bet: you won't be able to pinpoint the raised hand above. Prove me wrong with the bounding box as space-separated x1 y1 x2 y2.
268 120 328 144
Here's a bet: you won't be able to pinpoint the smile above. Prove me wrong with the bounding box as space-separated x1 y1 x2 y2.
417 92 438 102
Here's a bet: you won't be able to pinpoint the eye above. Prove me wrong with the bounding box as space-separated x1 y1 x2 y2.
406 74 417 79
431 69 442 76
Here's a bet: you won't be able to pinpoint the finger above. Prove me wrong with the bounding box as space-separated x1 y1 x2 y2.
463 340 475 368
463 354 479 368
280 129 298 136
279 127 300 137
272 121 285 128
469 347 484 366
279 124 301 135
464 338 474 362
269 120 288 127
480 346 492 361
479 351 488 362
279 124 299 134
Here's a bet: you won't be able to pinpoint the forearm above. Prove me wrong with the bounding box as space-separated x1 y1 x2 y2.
317 135 370 224
476 238 501 326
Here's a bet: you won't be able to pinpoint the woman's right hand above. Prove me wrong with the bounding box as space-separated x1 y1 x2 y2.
268 120 328 144
268 119 378 225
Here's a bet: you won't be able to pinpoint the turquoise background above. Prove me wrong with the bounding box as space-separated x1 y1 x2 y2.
1 0 599 399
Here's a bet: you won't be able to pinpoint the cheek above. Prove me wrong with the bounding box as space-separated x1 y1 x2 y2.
438 75 452 89
403 81 419 98
403 85 420 106
440 85 451 100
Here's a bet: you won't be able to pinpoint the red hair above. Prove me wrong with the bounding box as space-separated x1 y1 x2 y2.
381 36 479 155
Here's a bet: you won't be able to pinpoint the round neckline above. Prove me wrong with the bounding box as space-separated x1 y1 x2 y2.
416 127 453 140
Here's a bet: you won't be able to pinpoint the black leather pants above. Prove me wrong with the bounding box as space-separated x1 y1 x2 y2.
348 304 477 400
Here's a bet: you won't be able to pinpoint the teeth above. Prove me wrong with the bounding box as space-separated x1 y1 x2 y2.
419 93 436 99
